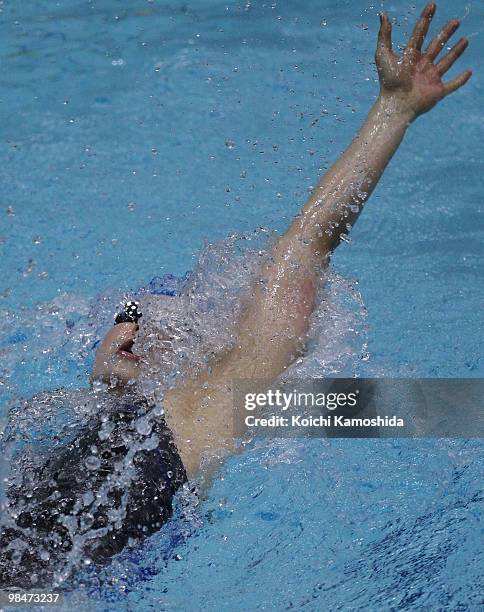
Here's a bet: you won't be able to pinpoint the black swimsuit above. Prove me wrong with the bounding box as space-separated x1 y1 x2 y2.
0 393 187 588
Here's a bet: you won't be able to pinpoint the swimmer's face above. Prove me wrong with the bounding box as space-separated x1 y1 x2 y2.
91 322 141 387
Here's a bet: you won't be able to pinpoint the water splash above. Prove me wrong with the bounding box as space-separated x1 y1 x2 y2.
0 231 368 589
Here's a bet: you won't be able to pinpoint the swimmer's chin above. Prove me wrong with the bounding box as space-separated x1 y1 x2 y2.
90 355 141 389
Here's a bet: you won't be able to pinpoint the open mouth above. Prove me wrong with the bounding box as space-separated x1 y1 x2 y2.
117 339 140 362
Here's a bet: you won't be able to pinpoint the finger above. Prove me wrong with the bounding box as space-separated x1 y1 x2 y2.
443 69 472 95
375 12 394 73
436 38 468 75
426 19 460 61
406 2 436 51
377 12 393 55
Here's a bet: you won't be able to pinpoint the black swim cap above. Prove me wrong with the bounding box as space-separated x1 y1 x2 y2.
114 300 143 325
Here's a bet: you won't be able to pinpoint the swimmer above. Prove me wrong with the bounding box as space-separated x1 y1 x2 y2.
1 2 472 586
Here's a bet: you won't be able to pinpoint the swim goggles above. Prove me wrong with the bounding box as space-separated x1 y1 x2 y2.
114 300 143 325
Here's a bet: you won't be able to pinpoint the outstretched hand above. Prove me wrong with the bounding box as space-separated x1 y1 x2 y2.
375 2 472 120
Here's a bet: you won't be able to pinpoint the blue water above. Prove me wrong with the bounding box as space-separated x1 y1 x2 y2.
1 0 483 610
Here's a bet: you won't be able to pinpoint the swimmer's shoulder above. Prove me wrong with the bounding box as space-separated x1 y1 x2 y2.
162 371 236 478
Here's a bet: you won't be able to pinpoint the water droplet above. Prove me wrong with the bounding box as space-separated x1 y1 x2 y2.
83 491 94 506
11 550 22 564
153 404 165 417
22 258 36 277
135 416 152 436
143 434 159 450
85 455 101 471
98 421 114 441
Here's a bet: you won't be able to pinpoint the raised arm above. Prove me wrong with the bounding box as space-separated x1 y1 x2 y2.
281 2 471 258
163 3 472 476
223 2 472 378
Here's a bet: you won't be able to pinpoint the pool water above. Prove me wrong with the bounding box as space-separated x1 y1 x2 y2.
1 0 483 610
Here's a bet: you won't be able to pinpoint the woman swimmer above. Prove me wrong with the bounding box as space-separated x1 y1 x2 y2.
1 2 472 587
93 1 472 476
